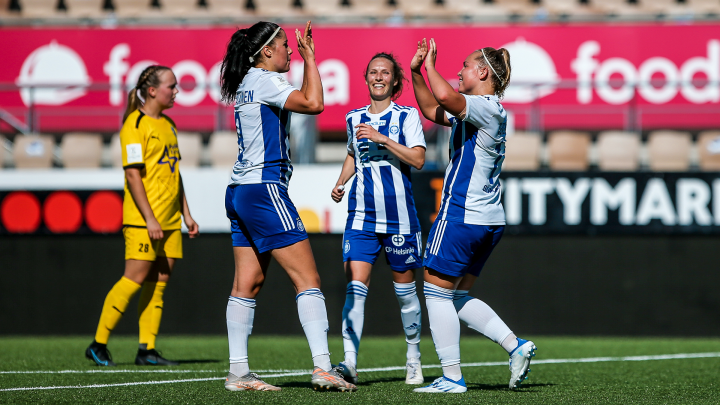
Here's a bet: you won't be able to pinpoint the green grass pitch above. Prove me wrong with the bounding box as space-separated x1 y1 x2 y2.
1 336 719 404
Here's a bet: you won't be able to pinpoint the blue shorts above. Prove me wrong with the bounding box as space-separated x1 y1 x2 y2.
423 219 504 278
225 183 308 253
342 229 423 272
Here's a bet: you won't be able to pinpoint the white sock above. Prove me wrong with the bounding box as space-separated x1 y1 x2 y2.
453 290 514 352
424 282 462 381
227 296 255 377
502 334 520 353
342 281 368 366
407 343 421 360
394 281 422 360
296 288 332 371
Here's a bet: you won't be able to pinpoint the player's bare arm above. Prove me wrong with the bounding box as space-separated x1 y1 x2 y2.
424 38 466 118
285 21 324 114
332 154 355 203
355 124 425 169
411 38 451 127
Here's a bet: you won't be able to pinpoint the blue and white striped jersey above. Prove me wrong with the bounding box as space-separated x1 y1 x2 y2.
229 67 297 187
345 102 426 234
437 94 507 225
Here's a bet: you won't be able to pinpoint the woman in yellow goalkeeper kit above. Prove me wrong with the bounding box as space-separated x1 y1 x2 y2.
86 65 199 366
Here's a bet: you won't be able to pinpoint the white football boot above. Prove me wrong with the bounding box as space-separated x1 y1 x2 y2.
336 361 359 384
414 376 467 393
405 357 424 384
509 338 537 388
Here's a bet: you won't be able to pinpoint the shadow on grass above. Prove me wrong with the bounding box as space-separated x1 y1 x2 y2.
467 382 555 391
176 359 222 364
358 376 407 386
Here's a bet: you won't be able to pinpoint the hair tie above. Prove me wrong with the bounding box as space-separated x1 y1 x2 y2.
250 26 282 63
481 48 504 86
136 88 145 105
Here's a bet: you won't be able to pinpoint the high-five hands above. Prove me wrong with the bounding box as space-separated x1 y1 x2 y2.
411 38 428 73
295 21 315 60
425 38 437 70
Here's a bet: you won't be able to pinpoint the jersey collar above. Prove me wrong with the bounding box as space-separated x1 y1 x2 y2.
365 101 395 116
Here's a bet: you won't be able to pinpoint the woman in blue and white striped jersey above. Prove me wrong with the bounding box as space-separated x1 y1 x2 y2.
331 52 427 386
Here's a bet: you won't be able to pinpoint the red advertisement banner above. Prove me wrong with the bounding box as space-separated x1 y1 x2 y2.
1 24 719 132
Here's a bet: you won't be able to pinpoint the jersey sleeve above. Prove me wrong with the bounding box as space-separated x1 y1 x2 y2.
403 108 426 149
346 115 355 155
445 110 457 126
259 72 297 110
120 120 146 168
462 94 495 128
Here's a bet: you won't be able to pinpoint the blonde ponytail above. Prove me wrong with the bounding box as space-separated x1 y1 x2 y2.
122 65 171 123
476 47 512 99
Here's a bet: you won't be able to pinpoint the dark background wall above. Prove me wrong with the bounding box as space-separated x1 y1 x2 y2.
1 233 719 336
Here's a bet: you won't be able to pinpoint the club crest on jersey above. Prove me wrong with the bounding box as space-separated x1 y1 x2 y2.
391 234 405 247
389 124 400 135
158 145 179 173
344 240 351 254
296 218 305 232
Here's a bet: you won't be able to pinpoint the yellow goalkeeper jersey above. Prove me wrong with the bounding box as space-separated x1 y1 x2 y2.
120 110 182 230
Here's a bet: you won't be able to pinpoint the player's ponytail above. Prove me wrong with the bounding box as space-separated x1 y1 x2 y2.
123 65 171 123
477 47 512 99
364 52 407 101
220 21 282 104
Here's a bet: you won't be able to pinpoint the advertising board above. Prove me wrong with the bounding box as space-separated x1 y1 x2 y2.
2 24 719 132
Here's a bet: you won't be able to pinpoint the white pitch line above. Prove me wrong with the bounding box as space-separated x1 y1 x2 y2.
2 352 719 392
0 369 306 375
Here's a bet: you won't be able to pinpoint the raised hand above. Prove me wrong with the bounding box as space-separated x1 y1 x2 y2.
410 38 428 73
295 21 316 61
425 38 437 70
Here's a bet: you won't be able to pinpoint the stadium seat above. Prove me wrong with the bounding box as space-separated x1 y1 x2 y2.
208 131 238 168
443 0 510 19
493 0 539 16
596 131 640 171
503 131 542 171
113 0 157 18
647 130 691 171
19 0 62 17
13 134 55 169
0 0 12 16
205 0 249 16
547 131 591 171
109 133 123 167
697 131 720 171
176 132 202 168
60 133 103 168
160 0 203 16
637 0 692 16
351 0 396 18
586 0 644 16
543 0 598 17
396 0 454 18
302 0 355 18
686 0 720 14
316 142 348 163
65 0 107 17
251 0 301 17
